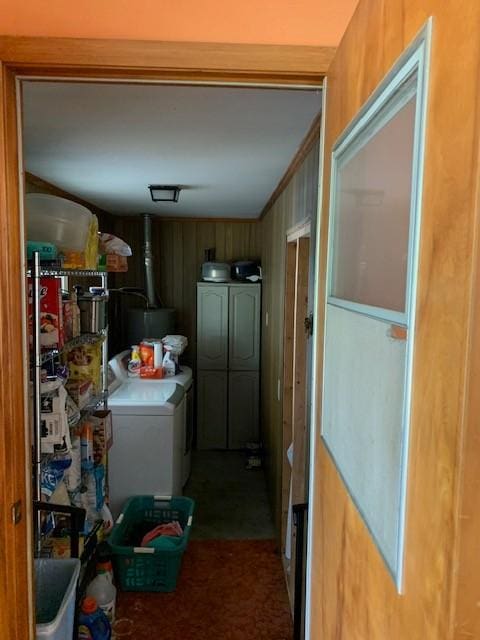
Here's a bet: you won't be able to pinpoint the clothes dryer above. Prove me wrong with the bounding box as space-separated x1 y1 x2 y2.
107 379 185 517
109 351 193 489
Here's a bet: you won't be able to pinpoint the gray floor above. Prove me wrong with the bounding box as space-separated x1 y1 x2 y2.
184 451 275 540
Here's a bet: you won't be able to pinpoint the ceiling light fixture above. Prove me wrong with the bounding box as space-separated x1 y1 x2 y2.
148 185 181 202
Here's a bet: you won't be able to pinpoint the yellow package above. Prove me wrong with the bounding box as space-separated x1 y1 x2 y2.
85 215 99 269
64 341 103 392
63 215 98 270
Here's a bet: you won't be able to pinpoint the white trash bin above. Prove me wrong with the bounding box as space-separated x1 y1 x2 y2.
35 558 80 640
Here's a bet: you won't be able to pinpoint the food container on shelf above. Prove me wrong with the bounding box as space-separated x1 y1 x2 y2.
26 193 92 252
74 287 108 334
201 262 231 282
26 241 58 262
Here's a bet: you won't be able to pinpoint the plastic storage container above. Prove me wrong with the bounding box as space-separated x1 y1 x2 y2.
35 558 80 640
26 193 92 252
108 495 194 592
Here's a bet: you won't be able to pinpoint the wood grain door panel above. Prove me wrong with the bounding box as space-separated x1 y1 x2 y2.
308 1 480 639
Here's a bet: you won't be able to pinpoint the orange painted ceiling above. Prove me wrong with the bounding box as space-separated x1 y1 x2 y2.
0 0 359 47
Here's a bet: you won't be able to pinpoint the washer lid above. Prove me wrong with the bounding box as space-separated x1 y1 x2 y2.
171 366 192 389
108 381 184 415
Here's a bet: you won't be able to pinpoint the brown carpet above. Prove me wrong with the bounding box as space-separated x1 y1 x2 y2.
114 539 293 640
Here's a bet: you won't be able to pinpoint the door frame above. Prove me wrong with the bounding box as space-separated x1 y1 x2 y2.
281 223 311 624
0 36 330 639
304 80 328 640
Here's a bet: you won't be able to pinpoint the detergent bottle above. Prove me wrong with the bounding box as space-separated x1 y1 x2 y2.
78 596 111 640
86 561 117 623
127 345 141 377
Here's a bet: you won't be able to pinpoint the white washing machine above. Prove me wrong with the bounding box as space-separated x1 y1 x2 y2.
107 374 185 517
108 352 193 516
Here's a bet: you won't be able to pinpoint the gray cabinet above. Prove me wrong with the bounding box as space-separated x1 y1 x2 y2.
229 285 261 370
197 370 228 449
228 371 259 449
197 285 228 370
197 282 261 449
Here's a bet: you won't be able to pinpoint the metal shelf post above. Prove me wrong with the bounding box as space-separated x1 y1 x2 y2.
31 252 43 554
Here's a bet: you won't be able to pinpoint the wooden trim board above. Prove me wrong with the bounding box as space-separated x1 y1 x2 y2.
0 36 334 85
287 220 311 242
0 63 33 640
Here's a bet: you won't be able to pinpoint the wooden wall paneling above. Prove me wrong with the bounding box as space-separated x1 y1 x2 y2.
158 220 175 307
260 141 319 540
261 114 321 219
182 221 197 361
111 217 261 366
214 222 226 262
451 128 480 640
224 223 234 260
309 1 480 639
0 64 33 640
172 222 185 332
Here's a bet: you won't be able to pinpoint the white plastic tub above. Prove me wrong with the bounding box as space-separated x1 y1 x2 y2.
26 193 92 252
35 558 80 640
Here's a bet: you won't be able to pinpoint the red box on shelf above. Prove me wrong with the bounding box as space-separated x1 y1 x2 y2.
28 277 64 350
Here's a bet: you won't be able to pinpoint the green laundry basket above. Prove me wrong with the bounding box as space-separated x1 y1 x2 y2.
108 495 195 592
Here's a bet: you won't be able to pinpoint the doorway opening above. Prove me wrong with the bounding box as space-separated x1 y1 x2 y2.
281 225 312 639
18 75 322 639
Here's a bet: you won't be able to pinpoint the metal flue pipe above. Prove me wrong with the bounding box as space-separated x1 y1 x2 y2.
143 213 159 308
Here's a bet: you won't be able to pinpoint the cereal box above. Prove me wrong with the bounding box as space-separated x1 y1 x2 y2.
28 277 64 350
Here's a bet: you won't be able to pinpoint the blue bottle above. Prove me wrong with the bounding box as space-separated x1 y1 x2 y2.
78 596 112 640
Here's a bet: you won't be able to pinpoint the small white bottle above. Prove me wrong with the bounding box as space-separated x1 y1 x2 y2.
153 341 163 369
86 561 117 624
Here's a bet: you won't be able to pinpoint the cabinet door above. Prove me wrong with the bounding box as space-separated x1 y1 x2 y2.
197 285 228 370
197 370 227 449
228 371 259 449
228 285 261 370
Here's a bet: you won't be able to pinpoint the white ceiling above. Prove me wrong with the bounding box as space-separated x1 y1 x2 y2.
22 82 321 219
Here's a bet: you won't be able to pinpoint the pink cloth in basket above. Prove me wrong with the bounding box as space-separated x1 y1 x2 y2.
141 520 183 546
